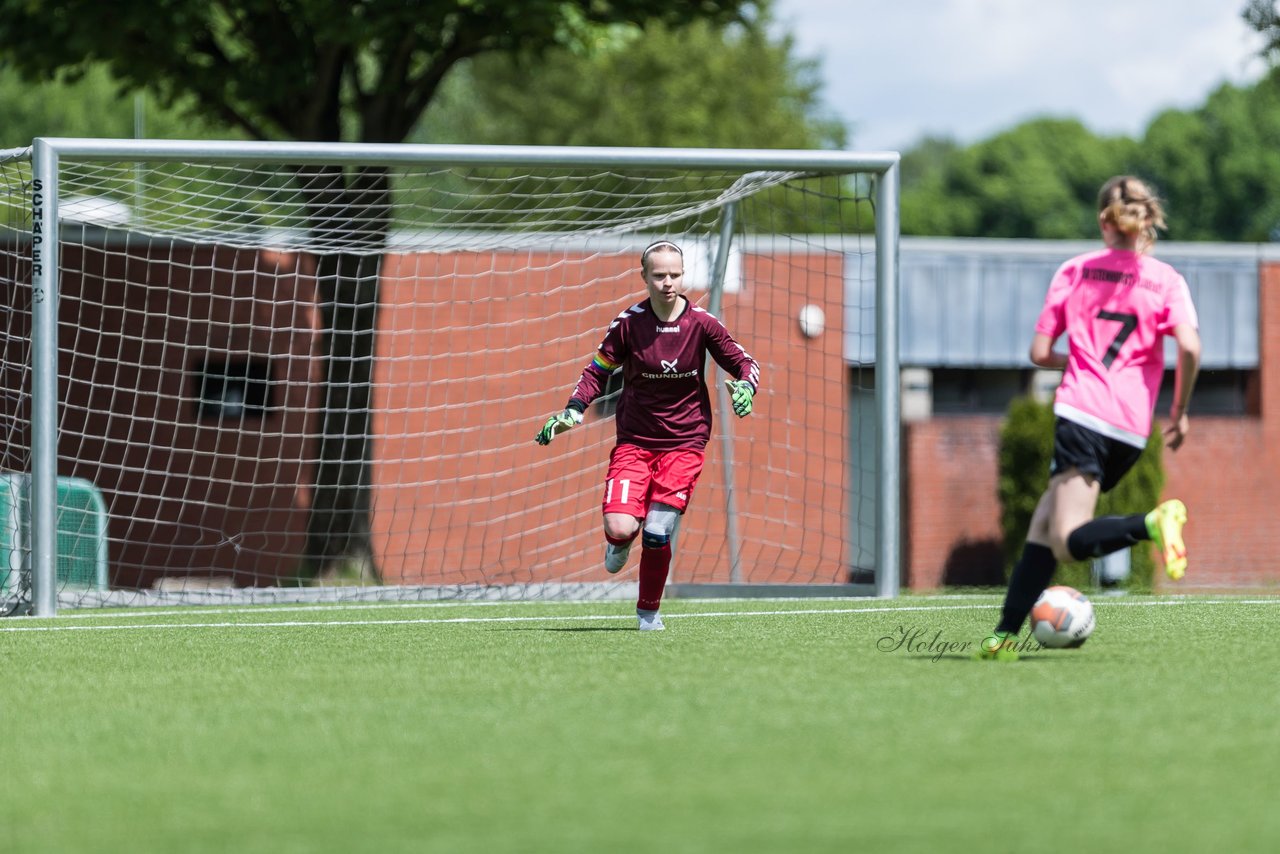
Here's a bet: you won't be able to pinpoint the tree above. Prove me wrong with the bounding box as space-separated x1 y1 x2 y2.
405 5 852 234
891 6 1280 244
1245 0 1280 58
0 0 762 581
1143 71 1280 241
1138 108 1216 240
415 11 845 151
900 118 1134 239
0 65 237 150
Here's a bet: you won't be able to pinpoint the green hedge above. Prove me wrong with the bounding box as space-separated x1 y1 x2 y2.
997 397 1164 591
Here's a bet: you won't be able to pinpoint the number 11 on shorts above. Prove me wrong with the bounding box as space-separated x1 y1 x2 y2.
605 478 631 505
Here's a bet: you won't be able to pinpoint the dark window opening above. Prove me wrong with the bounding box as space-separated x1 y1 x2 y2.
192 357 275 421
1155 368 1254 416
925 367 1254 417
930 369 1032 415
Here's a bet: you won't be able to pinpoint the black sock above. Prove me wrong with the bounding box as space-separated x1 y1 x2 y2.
1065 514 1150 561
996 543 1056 634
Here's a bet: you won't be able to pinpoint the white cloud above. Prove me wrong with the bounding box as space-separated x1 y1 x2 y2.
772 0 1268 150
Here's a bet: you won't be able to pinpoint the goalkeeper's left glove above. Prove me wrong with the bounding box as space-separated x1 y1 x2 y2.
724 378 755 418
535 407 584 445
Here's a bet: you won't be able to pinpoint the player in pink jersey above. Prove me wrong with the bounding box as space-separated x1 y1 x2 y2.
979 176 1201 660
535 240 760 631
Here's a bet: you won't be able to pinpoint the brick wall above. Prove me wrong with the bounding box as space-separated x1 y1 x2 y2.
372 250 853 585
16 243 1276 591
42 247 318 588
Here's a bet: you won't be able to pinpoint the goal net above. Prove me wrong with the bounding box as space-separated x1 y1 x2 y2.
1 141 899 614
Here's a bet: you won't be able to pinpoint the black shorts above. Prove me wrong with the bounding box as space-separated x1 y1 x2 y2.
1049 418 1144 493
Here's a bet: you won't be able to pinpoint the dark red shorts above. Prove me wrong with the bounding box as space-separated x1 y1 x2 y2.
602 444 705 517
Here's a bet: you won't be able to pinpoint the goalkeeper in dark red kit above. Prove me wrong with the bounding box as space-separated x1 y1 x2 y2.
535 240 760 631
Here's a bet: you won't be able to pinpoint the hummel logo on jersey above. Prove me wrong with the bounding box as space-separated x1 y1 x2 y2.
661 359 679 373
657 325 680 333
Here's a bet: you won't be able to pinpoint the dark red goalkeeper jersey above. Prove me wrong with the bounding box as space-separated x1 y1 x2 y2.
567 296 760 451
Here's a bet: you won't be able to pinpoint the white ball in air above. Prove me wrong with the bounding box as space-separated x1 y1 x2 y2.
798 304 825 339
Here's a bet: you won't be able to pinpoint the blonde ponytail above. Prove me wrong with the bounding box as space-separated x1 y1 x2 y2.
1098 176 1167 251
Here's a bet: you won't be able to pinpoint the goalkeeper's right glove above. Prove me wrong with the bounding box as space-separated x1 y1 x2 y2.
535 407 584 445
724 378 755 417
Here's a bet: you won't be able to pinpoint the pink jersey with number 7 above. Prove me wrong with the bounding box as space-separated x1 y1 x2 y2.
1036 247 1198 448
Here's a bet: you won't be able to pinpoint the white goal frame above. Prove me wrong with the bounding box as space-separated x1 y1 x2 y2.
25 138 901 616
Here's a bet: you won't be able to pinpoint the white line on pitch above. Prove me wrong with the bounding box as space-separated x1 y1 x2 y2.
49 598 632 620
0 597 1276 633
48 593 1001 621
0 604 988 632
46 589 1270 622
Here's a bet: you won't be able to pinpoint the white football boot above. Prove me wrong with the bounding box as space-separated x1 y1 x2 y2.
637 609 665 631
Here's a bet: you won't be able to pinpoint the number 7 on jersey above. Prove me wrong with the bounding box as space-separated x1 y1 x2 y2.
1097 310 1138 369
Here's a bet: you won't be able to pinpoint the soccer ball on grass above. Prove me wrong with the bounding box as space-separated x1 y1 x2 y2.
1030 585 1095 648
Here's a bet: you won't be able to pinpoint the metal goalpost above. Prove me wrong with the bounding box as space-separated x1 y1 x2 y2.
23 138 900 616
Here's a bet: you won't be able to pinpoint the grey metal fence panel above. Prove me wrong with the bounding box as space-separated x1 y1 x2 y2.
867 239 1262 370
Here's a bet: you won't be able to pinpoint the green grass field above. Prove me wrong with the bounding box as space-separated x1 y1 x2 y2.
2 594 1277 853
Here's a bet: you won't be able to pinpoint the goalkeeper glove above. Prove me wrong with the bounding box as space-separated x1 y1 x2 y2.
535 407 583 445
724 378 755 417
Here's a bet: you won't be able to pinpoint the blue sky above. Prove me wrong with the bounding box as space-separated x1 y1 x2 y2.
772 0 1269 152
